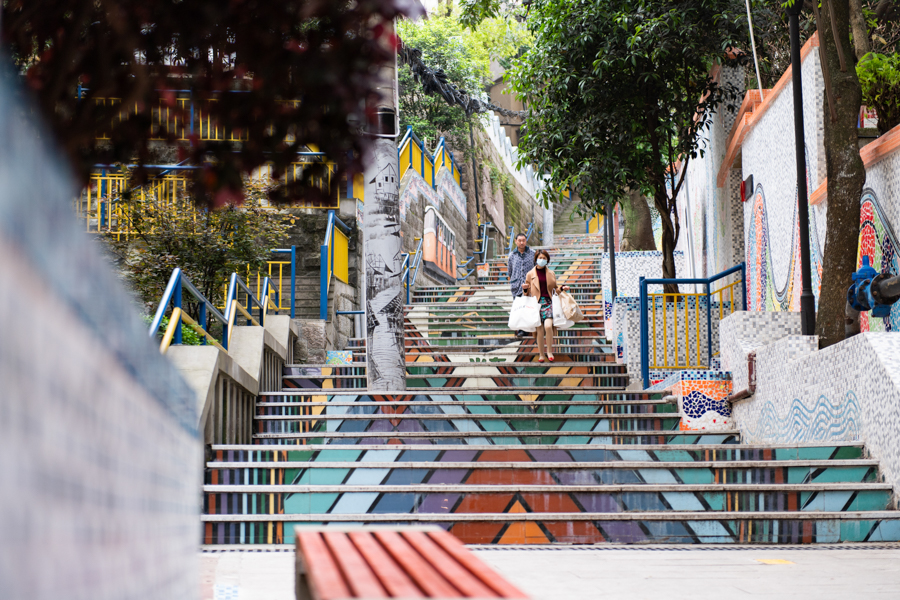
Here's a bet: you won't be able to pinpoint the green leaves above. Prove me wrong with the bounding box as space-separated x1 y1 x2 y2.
857 51 900 134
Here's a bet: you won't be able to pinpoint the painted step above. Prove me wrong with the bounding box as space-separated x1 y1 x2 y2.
209 442 869 463
404 350 618 363
204 484 893 518
206 458 880 488
201 511 900 545
251 429 738 445
257 397 675 417
253 413 681 436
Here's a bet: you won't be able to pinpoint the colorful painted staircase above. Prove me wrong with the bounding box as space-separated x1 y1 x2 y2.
201 235 900 546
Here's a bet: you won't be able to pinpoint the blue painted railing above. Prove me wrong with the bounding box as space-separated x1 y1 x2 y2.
401 236 424 303
225 272 277 346
639 263 747 389
506 221 536 254
149 268 230 351
320 210 352 319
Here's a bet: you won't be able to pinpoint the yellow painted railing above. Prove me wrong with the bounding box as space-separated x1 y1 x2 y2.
639 263 747 388
397 128 461 189
76 162 339 237
647 279 742 370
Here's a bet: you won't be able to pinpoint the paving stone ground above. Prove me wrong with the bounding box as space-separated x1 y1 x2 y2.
200 544 900 599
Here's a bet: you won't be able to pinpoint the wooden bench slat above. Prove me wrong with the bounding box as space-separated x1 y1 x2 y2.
374 530 461 598
297 532 353 600
402 530 498 598
348 531 426 598
323 532 389 598
427 532 529 599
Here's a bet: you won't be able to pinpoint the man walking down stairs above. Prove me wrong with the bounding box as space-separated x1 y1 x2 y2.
203 233 900 547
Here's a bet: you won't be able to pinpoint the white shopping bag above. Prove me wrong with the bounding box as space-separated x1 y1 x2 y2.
509 295 541 332
552 294 575 329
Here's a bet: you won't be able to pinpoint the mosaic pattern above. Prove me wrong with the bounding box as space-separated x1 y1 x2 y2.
718 311 802 393
746 182 823 313
733 333 900 496
857 189 900 332
600 251 685 319
672 371 733 431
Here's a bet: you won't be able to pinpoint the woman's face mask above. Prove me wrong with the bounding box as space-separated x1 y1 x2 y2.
536 258 548 268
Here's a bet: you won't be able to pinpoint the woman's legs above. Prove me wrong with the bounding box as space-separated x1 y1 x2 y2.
535 322 547 360
543 319 555 360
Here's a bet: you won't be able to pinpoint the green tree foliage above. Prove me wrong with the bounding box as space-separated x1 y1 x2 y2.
106 176 291 315
398 13 490 146
509 0 747 286
397 9 530 147
858 51 900 133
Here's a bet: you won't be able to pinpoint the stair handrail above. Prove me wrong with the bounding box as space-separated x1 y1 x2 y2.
401 236 424 303
319 210 352 319
638 262 747 389
149 267 229 353
224 272 268 347
398 127 461 189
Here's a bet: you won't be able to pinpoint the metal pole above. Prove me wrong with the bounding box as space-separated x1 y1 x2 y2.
787 1 816 335
607 201 617 300
173 276 183 345
290 245 296 319
706 282 713 367
639 277 649 389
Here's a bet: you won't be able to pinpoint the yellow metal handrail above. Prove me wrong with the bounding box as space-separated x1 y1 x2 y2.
646 280 743 370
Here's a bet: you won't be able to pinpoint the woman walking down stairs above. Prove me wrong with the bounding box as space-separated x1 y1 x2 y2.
202 234 900 546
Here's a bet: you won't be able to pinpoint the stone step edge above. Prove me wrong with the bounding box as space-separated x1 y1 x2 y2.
284 362 620 369
255 414 676 421
210 441 866 451
203 483 894 493
252 430 733 439
207 459 878 469
260 390 655 396
201 510 900 523
257 401 673 408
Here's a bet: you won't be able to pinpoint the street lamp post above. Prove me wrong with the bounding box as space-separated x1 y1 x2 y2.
787 0 816 335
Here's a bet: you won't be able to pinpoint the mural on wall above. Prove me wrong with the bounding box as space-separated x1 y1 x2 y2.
437 168 467 218
399 167 434 221
423 207 458 280
858 189 900 332
746 183 823 312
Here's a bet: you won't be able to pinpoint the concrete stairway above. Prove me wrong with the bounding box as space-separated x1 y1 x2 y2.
201 234 900 546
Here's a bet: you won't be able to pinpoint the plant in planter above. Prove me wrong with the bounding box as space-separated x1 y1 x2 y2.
857 52 900 134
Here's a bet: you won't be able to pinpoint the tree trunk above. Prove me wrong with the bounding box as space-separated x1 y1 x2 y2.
619 189 656 251
364 19 406 390
848 0 871 59
816 0 866 349
652 188 679 294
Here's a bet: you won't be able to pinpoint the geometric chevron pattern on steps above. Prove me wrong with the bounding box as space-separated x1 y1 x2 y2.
201 233 900 545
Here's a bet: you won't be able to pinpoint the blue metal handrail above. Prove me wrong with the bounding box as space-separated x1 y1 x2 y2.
401 236 424 303
639 263 747 389
225 272 268 345
149 268 229 350
320 210 352 320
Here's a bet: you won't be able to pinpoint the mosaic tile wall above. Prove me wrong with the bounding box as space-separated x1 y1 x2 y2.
674 66 746 281
732 333 900 496
718 311 802 392
0 67 201 600
600 250 685 319
674 371 733 431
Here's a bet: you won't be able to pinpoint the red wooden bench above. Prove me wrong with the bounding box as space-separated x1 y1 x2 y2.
294 526 529 600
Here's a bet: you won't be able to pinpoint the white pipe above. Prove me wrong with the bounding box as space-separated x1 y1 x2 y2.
744 0 765 100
